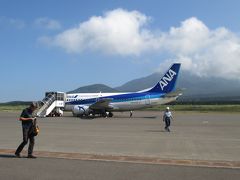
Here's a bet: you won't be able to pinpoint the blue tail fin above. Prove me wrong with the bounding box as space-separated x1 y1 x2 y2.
147 63 181 93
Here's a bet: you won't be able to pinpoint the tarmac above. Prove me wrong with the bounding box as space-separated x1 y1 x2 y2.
0 111 240 179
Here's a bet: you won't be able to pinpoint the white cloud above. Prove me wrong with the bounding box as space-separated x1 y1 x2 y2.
159 17 240 80
0 16 25 29
40 9 240 80
35 17 61 30
41 9 155 55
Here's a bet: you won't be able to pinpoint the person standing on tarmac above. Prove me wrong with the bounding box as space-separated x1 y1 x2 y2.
163 107 173 132
130 111 133 118
15 102 38 158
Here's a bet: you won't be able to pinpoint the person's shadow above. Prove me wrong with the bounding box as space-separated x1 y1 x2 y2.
145 130 166 133
0 154 16 158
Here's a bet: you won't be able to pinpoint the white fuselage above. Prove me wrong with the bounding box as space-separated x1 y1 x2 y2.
64 92 177 112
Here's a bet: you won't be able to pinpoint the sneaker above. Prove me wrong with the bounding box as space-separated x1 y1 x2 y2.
27 154 37 159
15 153 21 158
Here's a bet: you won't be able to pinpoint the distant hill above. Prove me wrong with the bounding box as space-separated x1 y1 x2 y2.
68 84 119 93
116 71 240 102
115 73 161 92
67 71 240 102
177 72 240 101
0 101 31 106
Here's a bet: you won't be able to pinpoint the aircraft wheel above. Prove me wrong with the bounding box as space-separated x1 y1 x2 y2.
102 113 107 117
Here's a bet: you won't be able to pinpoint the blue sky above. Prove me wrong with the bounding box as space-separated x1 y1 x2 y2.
0 0 240 102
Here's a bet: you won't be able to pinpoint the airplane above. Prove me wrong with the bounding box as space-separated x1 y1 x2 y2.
64 63 182 117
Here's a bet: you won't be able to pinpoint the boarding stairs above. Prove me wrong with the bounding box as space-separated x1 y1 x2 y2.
36 92 65 117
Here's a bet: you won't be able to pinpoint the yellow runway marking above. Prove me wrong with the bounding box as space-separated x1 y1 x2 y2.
1 149 239 169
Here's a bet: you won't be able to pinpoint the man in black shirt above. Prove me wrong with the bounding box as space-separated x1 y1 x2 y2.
15 102 38 158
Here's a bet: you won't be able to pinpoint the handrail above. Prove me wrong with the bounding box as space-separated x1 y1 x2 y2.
36 93 56 117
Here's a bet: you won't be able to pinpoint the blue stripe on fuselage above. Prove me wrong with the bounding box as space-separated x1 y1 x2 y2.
65 92 164 106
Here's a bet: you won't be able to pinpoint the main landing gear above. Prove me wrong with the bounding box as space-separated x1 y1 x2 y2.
101 112 113 118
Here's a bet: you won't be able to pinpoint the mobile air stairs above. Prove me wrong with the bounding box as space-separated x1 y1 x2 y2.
36 92 66 117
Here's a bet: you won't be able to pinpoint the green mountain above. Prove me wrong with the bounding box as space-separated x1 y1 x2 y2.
68 84 119 93
116 71 240 102
67 71 240 102
0 101 31 106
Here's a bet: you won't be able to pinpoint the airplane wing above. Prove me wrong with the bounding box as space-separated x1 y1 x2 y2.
89 98 113 110
164 88 184 97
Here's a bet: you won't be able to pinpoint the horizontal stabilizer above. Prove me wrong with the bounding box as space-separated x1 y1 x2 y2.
163 88 184 97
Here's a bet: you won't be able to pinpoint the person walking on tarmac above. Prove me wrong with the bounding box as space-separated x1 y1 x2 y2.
15 102 38 158
163 107 173 132
130 111 133 118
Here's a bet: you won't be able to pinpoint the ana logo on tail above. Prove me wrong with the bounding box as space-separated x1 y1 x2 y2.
145 63 180 93
159 69 177 90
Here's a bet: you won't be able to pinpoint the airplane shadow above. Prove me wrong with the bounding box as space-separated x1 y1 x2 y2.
61 115 158 120
82 115 113 120
109 116 158 119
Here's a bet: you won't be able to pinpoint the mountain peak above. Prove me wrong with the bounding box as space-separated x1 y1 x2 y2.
68 84 119 93
68 72 240 102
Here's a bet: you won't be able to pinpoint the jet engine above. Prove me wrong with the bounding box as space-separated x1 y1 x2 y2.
72 105 91 116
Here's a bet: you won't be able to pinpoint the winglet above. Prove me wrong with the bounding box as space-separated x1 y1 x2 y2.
147 63 181 94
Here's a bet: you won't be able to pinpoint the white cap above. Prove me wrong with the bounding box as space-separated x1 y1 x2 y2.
166 107 170 110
